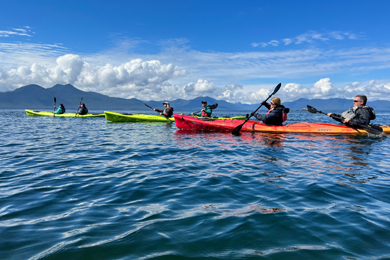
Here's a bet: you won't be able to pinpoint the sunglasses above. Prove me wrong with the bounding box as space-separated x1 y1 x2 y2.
353 100 360 102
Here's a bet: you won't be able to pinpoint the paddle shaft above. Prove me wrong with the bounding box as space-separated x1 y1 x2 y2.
232 83 281 136
75 97 83 117
53 97 56 117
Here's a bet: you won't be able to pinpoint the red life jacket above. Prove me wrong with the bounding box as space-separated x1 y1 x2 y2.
201 111 208 117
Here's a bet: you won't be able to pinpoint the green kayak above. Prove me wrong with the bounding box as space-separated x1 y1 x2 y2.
104 111 247 122
25 109 105 117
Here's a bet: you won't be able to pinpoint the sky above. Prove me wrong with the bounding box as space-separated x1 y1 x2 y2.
1 0 390 104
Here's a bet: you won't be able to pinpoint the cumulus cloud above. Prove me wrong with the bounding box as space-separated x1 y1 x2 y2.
0 54 188 100
277 78 390 102
252 30 360 48
1 33 390 103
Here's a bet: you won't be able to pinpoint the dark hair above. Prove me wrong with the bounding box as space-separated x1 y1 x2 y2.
356 95 367 105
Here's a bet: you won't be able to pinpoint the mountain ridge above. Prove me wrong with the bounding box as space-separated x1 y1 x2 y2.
1 84 390 111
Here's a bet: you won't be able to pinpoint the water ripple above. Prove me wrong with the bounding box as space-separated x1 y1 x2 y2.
1 110 390 259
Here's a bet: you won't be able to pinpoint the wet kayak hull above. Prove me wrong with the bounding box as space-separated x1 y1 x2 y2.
25 109 104 117
173 114 390 135
104 111 246 123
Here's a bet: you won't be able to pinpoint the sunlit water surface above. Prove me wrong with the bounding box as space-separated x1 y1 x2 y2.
1 109 390 259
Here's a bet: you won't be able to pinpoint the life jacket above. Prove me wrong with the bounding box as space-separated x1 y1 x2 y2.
341 106 375 121
266 107 290 123
282 108 289 122
200 103 218 117
201 111 209 117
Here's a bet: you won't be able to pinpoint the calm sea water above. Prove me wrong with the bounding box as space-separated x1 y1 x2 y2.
1 109 390 260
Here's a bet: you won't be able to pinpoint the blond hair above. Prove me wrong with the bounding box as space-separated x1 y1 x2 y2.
271 97 281 106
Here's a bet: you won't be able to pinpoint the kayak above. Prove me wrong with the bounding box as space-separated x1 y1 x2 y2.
174 114 390 135
25 109 105 117
104 111 247 123
105 111 175 122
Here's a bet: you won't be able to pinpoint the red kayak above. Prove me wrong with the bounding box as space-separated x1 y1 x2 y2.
173 114 390 135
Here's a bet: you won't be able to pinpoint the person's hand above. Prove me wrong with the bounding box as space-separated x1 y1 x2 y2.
191 113 194 115
261 101 267 106
344 118 350 123
327 113 333 117
250 112 255 117
153 108 156 111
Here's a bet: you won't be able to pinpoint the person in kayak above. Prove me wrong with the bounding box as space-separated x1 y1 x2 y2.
154 102 174 117
77 103 88 115
250 97 289 125
327 95 376 125
191 101 212 117
54 104 66 114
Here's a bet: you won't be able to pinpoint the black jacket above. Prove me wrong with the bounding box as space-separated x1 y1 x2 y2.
155 107 174 117
78 106 88 115
253 104 289 125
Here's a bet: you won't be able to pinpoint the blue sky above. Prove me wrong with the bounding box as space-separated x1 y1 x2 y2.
1 0 390 104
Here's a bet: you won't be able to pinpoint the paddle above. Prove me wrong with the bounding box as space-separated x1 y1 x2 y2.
306 105 383 135
75 97 83 117
232 83 282 136
53 97 56 117
143 102 171 122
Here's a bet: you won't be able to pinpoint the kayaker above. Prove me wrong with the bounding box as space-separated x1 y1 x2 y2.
77 103 88 115
154 102 174 117
191 101 212 117
327 95 376 125
250 97 289 125
54 104 66 114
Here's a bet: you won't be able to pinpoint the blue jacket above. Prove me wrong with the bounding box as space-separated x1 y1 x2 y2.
195 105 212 117
54 106 65 114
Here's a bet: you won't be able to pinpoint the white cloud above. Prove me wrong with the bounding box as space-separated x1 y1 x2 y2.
0 26 33 37
0 54 188 100
1 32 390 104
252 30 360 48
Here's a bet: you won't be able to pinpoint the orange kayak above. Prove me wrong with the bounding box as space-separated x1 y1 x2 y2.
173 114 390 135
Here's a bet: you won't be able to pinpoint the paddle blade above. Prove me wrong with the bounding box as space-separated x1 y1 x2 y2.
307 105 318 114
272 83 282 95
358 124 383 135
232 124 244 136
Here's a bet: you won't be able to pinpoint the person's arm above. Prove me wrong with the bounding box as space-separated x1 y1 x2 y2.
328 113 343 123
251 112 265 121
154 108 163 113
261 101 271 110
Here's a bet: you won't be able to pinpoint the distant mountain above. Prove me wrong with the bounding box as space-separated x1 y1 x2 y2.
0 84 249 111
1 84 390 111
